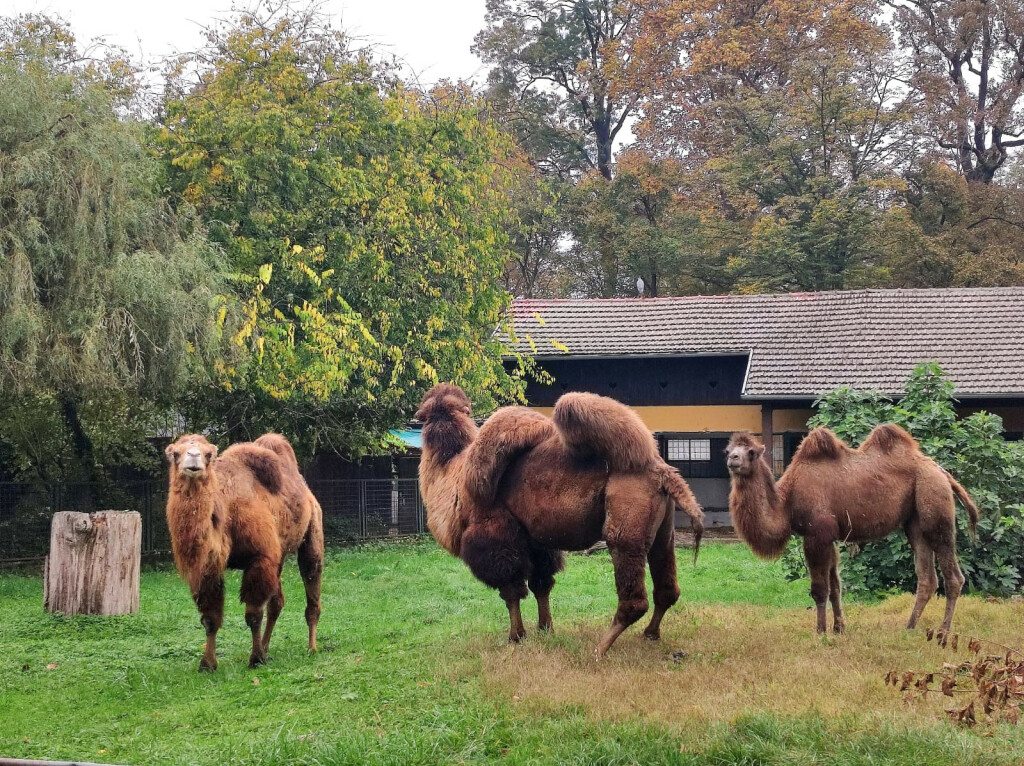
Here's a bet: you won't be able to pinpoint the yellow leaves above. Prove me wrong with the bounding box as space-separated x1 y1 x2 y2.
549 339 570 353
258 263 273 285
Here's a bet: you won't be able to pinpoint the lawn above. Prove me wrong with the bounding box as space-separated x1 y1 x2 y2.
2 539 1024 765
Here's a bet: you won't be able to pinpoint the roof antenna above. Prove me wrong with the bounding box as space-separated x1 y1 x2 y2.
636 276 645 297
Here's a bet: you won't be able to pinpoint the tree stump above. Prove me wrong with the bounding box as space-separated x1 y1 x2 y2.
44 511 141 615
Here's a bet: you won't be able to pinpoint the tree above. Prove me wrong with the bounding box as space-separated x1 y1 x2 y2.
158 5 531 454
890 0 1024 183
474 0 644 180
0 15 225 482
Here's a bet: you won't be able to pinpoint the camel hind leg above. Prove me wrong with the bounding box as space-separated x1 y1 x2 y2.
528 546 565 633
596 474 663 658
297 512 324 653
905 518 938 630
912 471 965 632
643 498 679 641
828 544 844 633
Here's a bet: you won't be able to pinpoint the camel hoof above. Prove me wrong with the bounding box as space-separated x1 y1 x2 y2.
508 633 526 644
248 654 267 669
594 648 605 662
834 623 846 634
642 630 661 641
538 624 553 633
198 659 217 673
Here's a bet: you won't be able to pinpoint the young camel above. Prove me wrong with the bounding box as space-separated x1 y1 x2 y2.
416 383 704 658
165 434 323 671
725 425 978 634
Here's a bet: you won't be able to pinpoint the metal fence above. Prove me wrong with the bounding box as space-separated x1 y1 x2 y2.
0 478 425 563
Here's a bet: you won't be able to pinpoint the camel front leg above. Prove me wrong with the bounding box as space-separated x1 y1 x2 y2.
803 538 832 634
932 537 965 633
194 575 225 672
500 581 528 642
298 532 324 653
528 547 564 633
241 557 280 668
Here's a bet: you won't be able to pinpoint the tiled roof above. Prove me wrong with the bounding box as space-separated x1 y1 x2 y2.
505 288 1024 398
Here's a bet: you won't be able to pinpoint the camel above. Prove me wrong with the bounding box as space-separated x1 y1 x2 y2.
725 425 979 634
164 433 324 671
415 383 704 658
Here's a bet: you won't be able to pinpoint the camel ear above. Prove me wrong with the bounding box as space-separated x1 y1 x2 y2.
164 443 176 461
210 444 218 459
751 445 765 459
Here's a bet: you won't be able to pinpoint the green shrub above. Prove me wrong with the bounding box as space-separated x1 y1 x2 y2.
785 363 1024 598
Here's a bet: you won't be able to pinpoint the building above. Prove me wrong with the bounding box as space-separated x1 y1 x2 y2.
504 287 1024 527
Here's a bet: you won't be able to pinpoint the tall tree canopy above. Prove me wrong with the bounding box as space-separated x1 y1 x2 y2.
158 5 530 454
0 16 225 480
474 0 643 180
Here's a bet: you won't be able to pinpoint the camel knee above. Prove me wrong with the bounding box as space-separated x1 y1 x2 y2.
809 581 830 607
200 614 221 636
653 582 680 610
614 596 649 627
499 581 529 604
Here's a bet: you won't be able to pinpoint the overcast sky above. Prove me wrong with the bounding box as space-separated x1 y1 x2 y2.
0 0 490 85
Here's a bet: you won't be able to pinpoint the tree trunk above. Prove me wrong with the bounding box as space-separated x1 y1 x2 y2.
44 511 141 615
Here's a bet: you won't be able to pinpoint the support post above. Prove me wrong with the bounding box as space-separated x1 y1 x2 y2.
761 404 774 473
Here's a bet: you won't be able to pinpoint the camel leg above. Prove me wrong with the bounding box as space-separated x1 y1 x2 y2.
931 535 965 633
528 547 564 633
905 519 939 630
803 537 833 634
194 575 225 672
828 544 845 634
261 564 285 656
500 581 529 643
597 542 649 658
241 556 280 668
643 501 680 641
297 529 324 653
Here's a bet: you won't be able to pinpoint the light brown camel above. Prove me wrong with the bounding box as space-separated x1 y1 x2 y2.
164 433 324 671
725 425 979 634
416 383 704 658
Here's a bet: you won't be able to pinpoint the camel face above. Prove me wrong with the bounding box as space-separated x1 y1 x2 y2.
166 435 218 481
725 441 763 477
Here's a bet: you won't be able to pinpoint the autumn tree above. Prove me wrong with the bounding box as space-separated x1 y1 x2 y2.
158 4 530 454
0 16 226 482
890 0 1024 183
474 0 644 180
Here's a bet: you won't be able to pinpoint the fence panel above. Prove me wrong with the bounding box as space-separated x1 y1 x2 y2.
0 477 425 563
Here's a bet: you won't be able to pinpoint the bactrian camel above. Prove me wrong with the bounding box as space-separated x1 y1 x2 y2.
416 383 704 658
725 425 978 633
164 433 324 671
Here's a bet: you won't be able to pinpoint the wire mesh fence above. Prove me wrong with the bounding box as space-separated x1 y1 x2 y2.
0 478 425 563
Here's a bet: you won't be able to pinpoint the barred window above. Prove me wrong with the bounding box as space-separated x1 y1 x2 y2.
666 438 711 462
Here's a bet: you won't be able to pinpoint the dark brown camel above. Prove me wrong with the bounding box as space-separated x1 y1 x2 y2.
725 425 979 633
165 433 324 671
416 383 704 658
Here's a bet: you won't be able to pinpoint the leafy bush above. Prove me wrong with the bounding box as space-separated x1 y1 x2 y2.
782 363 1024 597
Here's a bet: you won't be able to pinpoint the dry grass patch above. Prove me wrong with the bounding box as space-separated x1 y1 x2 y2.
477 594 1024 731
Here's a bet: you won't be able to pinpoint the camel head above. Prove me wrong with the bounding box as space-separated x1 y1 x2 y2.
166 434 218 481
415 383 473 423
725 432 766 478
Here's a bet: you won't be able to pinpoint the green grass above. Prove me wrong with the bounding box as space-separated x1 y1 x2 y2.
2 539 1024 765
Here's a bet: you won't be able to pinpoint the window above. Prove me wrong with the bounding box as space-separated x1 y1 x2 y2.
772 435 785 476
666 438 711 462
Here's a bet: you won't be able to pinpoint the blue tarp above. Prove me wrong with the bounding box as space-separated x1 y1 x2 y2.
389 429 422 450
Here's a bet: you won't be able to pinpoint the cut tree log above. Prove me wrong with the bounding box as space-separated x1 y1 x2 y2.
44 511 141 615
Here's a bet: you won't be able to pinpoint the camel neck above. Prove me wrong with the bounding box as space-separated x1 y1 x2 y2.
730 462 792 559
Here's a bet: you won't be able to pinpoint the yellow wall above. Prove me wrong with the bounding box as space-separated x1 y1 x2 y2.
529 404 815 435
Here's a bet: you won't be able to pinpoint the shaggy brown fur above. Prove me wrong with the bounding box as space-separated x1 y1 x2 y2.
417 384 704 659
165 433 324 671
726 425 979 634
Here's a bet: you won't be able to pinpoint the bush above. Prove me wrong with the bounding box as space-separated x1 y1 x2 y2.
786 363 1024 597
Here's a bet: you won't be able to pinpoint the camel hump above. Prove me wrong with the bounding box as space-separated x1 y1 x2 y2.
254 433 300 470
463 407 556 507
794 427 846 461
860 423 918 454
552 392 659 473
226 444 285 494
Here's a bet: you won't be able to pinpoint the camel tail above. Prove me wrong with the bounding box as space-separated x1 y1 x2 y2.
947 472 979 538
463 407 556 507
552 392 660 473
656 463 704 565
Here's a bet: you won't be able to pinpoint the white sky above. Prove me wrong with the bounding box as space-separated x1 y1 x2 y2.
0 0 490 85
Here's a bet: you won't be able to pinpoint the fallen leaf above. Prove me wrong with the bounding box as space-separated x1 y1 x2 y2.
45 663 57 670
252 677 260 686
